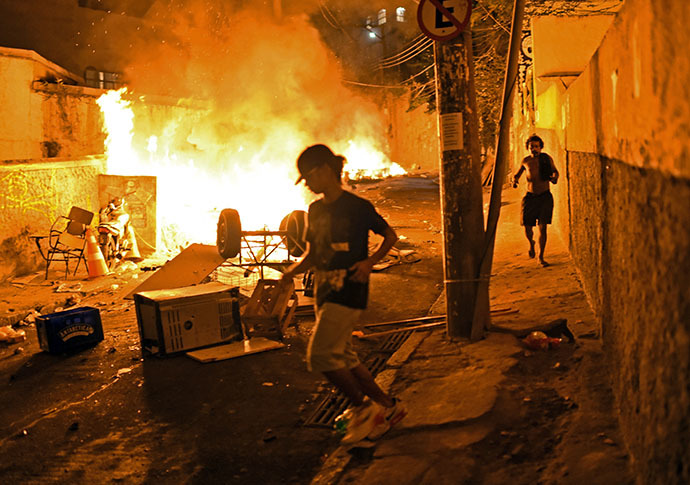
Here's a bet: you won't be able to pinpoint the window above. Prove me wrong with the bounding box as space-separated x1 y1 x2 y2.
396 7 406 22
378 9 387 25
84 67 124 90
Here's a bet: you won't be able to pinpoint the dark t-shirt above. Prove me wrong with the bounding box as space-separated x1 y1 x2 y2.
306 191 390 309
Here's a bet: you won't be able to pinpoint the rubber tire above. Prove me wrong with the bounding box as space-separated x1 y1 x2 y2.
279 210 308 257
217 208 242 259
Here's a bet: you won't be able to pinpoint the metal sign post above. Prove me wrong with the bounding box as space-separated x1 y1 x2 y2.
418 1 488 340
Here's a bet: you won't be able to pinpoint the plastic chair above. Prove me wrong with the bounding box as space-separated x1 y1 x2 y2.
31 206 95 279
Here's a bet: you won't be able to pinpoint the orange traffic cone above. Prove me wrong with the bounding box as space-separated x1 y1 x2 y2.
84 228 109 278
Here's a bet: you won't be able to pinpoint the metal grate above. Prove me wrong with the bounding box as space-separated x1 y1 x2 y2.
303 330 414 428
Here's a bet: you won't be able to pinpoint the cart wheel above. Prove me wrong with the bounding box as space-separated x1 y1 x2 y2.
280 210 308 257
217 208 242 259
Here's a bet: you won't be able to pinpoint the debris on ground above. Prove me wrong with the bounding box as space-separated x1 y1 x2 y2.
18 309 41 326
0 325 26 343
522 331 562 351
373 247 421 271
55 282 83 293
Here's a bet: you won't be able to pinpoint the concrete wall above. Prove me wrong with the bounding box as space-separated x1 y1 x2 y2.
531 15 615 77
387 93 439 172
0 157 105 281
522 2 690 483
0 47 105 161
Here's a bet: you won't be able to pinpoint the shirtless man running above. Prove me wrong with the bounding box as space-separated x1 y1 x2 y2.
511 134 559 267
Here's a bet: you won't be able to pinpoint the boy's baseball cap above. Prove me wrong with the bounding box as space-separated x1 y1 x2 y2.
295 144 337 184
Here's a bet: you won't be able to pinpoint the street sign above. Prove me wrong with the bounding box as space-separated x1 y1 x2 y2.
417 0 472 42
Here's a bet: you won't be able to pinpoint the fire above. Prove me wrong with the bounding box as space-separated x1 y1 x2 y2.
341 140 406 180
93 4 406 256
96 88 405 255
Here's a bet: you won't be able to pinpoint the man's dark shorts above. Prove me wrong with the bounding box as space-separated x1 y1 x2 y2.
521 191 553 226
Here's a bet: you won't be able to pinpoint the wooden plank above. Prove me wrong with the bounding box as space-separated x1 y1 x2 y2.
356 321 446 339
186 337 284 363
363 308 517 329
125 243 225 299
364 315 446 329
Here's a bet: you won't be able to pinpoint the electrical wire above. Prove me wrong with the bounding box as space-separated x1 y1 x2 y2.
376 37 432 69
377 33 427 64
377 39 433 69
476 0 510 34
401 64 435 84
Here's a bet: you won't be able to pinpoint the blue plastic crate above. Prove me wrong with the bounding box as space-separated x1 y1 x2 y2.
35 306 104 353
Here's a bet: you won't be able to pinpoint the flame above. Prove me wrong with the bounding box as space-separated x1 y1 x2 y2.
96 88 405 254
94 6 406 256
341 140 407 180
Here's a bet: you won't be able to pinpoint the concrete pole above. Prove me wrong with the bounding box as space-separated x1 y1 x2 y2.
434 30 488 340
472 0 526 338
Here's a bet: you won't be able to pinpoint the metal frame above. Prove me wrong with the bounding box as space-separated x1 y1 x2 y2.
225 229 305 279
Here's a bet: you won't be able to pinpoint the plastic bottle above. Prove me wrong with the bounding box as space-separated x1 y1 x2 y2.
334 408 354 435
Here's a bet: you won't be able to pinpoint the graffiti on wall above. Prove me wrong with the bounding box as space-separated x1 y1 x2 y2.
0 170 57 230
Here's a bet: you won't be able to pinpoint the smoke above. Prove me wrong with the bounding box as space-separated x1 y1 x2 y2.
99 1 398 242
122 0 387 170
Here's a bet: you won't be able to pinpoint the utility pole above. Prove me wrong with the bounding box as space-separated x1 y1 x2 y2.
471 0 526 337
434 29 488 340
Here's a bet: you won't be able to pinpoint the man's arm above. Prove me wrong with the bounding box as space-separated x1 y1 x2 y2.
512 163 526 187
550 157 559 184
280 245 315 285
349 226 398 283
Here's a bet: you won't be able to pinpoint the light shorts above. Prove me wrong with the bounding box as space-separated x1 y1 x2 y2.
306 302 362 373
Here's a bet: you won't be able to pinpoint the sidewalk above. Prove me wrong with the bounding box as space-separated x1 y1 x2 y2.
313 187 633 484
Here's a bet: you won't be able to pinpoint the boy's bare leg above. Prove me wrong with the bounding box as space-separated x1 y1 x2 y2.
525 226 536 258
538 224 549 266
350 363 394 408
323 368 366 406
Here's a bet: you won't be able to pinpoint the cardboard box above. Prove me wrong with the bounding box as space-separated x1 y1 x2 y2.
134 282 242 356
36 307 104 354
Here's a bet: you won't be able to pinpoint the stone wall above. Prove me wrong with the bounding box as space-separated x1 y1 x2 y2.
523 1 690 483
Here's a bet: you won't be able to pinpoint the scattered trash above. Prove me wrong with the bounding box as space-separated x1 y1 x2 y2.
116 367 133 377
19 310 41 326
522 331 562 351
14 347 24 355
262 382 274 387
65 295 82 308
372 247 421 271
543 319 576 342
0 326 26 343
68 422 79 431
110 284 120 291
35 307 104 354
108 347 117 353
604 438 616 446
262 429 276 442
140 265 161 272
55 282 83 293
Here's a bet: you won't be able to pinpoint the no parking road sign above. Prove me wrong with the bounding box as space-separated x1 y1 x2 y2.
417 0 472 42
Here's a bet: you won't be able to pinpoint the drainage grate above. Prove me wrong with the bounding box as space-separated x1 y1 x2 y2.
304 330 414 428
377 329 414 352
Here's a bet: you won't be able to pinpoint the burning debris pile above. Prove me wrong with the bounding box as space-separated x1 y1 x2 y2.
95 3 404 256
